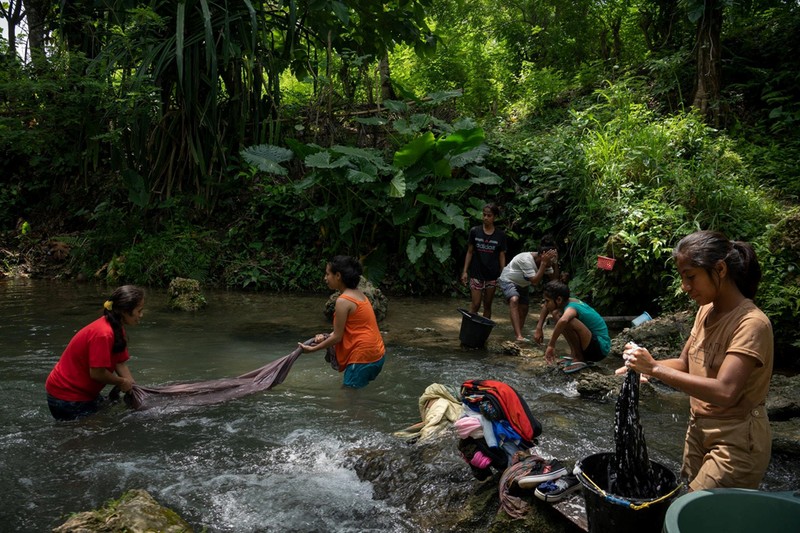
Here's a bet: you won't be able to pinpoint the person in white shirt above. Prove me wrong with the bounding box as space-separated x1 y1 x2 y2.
498 236 560 342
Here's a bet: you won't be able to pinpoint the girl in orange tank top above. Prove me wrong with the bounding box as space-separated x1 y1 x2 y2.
299 256 385 388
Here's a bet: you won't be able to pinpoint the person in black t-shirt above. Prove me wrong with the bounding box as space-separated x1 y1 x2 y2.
460 203 507 319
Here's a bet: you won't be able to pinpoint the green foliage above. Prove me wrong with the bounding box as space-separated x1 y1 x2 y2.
0 54 111 226
107 226 218 286
238 93 502 291
753 211 800 360
220 249 324 292
509 66 569 118
487 76 785 317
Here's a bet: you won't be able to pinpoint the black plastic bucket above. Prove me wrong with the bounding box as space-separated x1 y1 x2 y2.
576 452 681 533
457 308 496 348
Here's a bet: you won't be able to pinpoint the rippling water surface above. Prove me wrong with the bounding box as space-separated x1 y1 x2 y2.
0 279 792 532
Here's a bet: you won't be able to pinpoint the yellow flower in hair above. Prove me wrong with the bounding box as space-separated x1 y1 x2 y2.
103 300 113 311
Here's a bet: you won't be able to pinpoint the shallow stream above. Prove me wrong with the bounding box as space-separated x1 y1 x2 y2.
0 279 793 532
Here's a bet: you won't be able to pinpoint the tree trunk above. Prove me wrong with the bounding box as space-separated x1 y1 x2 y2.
3 0 24 59
23 0 51 58
691 0 723 125
638 0 680 52
379 53 395 102
611 16 622 59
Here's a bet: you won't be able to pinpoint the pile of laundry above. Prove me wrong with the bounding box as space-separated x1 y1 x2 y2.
394 379 582 519
454 379 541 478
452 379 580 517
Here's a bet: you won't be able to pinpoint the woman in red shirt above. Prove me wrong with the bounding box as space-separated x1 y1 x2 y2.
299 256 385 388
45 285 145 420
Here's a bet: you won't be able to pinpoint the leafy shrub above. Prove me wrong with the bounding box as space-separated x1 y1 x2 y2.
486 76 786 318
510 65 569 118
239 95 503 293
754 211 800 364
0 54 111 225
107 226 218 286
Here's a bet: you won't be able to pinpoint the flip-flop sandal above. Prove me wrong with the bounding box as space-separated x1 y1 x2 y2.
557 356 573 366
562 361 592 374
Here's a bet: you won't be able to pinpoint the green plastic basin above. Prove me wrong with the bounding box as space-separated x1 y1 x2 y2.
663 488 800 533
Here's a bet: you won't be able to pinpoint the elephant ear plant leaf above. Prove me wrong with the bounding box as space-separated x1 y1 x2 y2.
240 144 294 176
390 124 491 264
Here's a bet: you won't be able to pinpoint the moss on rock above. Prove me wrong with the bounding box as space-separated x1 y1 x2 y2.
52 489 192 532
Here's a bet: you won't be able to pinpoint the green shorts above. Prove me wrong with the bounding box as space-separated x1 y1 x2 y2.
343 355 385 389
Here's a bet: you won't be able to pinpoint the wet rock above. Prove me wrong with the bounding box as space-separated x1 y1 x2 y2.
167 277 207 311
346 439 483 530
575 368 663 401
772 418 800 456
574 372 619 400
52 489 192 533
347 437 580 532
324 276 388 322
499 340 526 356
767 374 800 421
766 374 800 458
610 310 694 361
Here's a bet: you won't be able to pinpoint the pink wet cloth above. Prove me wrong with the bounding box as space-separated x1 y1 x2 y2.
470 451 492 469
454 416 483 439
119 338 325 410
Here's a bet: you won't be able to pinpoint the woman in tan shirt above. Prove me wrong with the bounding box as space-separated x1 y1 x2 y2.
619 230 773 491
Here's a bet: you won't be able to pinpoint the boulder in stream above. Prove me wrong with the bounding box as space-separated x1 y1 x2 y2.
52 489 192 533
346 438 581 532
167 277 207 311
324 275 387 322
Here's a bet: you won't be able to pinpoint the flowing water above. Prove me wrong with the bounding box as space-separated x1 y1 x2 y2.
0 279 793 532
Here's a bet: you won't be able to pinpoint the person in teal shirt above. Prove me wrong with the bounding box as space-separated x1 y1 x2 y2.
534 280 610 373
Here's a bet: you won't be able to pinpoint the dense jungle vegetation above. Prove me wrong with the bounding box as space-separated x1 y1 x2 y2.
1 0 798 362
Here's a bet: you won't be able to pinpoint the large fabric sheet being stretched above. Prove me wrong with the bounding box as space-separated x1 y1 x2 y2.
120 338 321 410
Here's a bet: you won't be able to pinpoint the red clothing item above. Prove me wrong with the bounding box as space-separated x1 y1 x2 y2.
334 294 385 371
45 317 130 401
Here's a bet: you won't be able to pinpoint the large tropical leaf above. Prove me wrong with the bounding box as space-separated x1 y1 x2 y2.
426 89 463 105
383 99 410 113
436 128 485 157
293 174 318 191
241 144 293 176
394 131 435 168
389 171 407 198
450 144 489 167
434 203 467 229
332 145 390 170
431 240 451 264
406 236 427 263
305 151 351 169
415 193 442 207
417 223 449 238
467 165 503 185
347 169 378 183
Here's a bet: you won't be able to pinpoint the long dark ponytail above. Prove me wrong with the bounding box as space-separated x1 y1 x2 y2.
673 230 762 299
103 285 145 352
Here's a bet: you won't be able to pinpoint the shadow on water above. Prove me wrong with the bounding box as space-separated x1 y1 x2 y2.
0 279 796 532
